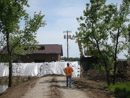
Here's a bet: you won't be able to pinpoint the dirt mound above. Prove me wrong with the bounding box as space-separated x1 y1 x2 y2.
0 78 38 98
72 78 115 98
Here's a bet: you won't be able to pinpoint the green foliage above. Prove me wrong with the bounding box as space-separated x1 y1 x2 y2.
108 0 130 56
92 63 106 72
73 0 130 85
73 0 117 85
61 57 80 61
127 57 130 60
74 0 116 60
92 57 114 74
108 82 130 98
0 0 46 56
0 0 46 87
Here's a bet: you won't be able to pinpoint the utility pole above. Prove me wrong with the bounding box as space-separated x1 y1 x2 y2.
63 30 71 60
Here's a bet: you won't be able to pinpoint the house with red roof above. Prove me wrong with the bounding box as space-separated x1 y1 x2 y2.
0 44 63 62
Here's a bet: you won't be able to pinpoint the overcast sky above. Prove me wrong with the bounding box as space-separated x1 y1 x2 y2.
26 0 123 58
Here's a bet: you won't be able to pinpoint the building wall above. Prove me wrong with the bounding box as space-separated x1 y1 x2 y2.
57 54 61 61
14 54 61 63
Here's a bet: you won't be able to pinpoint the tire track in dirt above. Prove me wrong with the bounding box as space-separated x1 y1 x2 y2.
21 76 62 98
0 76 115 98
55 76 90 98
21 76 90 98
50 77 62 98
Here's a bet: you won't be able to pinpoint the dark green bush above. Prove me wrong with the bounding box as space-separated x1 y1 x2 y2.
108 82 130 98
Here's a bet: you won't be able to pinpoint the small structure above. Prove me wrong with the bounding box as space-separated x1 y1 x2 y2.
0 44 63 62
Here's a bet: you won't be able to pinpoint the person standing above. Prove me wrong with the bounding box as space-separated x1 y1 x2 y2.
64 63 73 88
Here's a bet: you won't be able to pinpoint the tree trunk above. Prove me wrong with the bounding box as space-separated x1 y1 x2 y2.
113 28 120 85
8 55 12 87
113 61 117 85
80 56 84 78
104 62 110 85
96 40 110 85
106 70 110 85
91 21 110 85
6 31 13 87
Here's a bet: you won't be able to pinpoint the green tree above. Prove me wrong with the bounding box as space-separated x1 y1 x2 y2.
61 57 80 61
0 0 46 87
127 24 130 60
108 0 130 84
74 0 116 85
74 0 130 85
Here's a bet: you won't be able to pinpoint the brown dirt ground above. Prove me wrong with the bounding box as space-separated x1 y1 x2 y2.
72 78 115 98
0 76 116 98
0 78 39 98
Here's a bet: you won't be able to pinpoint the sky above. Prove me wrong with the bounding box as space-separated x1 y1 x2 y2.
26 0 123 58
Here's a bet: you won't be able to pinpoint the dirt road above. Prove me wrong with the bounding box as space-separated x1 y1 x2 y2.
21 76 90 98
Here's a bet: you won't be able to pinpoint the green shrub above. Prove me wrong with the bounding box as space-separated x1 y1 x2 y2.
108 82 130 98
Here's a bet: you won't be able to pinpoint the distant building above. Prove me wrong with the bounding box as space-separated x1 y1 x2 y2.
0 44 63 62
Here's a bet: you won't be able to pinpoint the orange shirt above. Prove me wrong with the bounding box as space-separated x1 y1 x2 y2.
64 66 73 77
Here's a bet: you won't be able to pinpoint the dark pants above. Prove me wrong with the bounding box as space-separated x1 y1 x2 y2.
66 76 72 88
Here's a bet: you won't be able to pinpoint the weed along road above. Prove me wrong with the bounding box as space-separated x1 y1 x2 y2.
21 76 90 98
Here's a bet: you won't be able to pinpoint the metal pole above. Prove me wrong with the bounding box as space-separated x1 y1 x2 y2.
63 30 71 60
67 31 69 59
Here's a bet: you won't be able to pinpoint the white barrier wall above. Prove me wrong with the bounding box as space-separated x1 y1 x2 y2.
0 62 80 77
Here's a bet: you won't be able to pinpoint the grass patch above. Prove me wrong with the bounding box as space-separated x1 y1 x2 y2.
108 82 130 98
